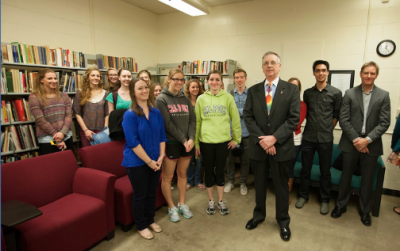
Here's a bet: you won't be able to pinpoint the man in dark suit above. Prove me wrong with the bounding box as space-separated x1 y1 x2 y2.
243 51 300 241
331 61 390 226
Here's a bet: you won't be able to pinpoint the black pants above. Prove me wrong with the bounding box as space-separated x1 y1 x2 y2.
38 137 74 156
126 165 161 231
200 141 229 188
289 145 302 178
251 157 291 228
299 140 333 202
336 150 378 214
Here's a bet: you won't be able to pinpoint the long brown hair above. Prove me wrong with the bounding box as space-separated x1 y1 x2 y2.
32 68 60 105
137 70 152 85
163 68 184 88
149 82 162 104
79 67 103 106
129 78 154 116
184 79 204 98
288 77 302 94
113 68 132 91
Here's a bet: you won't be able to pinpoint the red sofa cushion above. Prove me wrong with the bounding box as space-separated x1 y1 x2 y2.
16 193 108 251
1 151 77 207
78 140 126 178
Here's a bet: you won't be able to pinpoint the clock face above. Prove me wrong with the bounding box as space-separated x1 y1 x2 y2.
377 40 396 57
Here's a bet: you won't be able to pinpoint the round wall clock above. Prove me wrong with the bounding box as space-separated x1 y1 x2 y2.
376 39 396 57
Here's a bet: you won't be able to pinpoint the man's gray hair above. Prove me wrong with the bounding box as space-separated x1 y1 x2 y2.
262 51 281 64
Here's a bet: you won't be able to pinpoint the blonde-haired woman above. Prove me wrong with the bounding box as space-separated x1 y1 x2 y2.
184 79 205 190
137 70 152 85
73 67 109 147
28 68 73 155
155 68 196 222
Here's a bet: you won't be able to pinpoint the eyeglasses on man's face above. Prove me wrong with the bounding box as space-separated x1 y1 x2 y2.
263 61 279 67
314 69 328 73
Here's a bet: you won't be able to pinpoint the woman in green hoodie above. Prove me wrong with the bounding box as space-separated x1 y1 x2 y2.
195 70 241 216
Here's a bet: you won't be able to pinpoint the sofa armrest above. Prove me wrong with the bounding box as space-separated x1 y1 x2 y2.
73 167 117 233
73 168 116 202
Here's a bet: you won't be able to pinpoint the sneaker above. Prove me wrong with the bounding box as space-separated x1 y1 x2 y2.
217 200 229 215
240 184 248 195
168 206 180 222
224 182 234 193
295 197 307 209
206 199 216 215
177 203 193 219
320 202 329 215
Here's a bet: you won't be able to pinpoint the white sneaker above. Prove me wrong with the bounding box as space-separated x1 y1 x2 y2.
224 182 234 193
240 184 248 195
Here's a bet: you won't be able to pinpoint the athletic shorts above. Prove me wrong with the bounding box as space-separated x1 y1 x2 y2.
165 141 194 160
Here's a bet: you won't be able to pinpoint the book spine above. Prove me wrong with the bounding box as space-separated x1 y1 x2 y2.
15 99 27 121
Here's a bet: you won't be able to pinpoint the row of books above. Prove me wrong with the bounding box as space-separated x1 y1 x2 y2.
1 125 38 152
96 54 137 72
1 99 33 123
1 151 39 163
180 60 230 75
1 42 86 68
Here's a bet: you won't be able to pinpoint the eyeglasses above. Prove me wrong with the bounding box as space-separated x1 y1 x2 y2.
170 78 185 82
314 69 328 73
108 74 117 77
263 61 279 66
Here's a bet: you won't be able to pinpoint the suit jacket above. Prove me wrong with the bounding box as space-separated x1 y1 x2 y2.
244 79 300 162
338 84 390 156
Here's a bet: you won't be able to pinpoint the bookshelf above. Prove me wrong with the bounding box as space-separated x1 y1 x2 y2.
1 42 140 163
149 59 237 91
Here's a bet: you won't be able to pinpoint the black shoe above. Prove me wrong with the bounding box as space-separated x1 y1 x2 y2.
359 212 371 226
245 219 264 230
330 206 347 218
280 227 291 241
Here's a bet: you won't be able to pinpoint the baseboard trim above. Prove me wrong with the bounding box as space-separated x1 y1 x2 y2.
383 188 400 197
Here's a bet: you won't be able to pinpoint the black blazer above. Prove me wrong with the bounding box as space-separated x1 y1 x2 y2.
244 79 300 162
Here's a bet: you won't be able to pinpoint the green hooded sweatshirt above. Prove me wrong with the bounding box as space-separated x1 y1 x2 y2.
195 89 241 149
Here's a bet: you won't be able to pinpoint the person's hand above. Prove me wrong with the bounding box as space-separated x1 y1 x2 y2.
84 130 95 141
359 146 369 154
148 160 160 171
258 135 277 150
353 138 369 151
56 141 67 150
266 145 276 155
186 139 194 152
156 155 164 167
227 141 237 149
195 148 201 158
53 132 65 142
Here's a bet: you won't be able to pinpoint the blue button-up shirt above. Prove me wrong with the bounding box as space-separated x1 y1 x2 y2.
233 87 249 137
122 107 167 168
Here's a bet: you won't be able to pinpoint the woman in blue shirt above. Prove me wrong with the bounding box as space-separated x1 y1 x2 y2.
122 78 167 240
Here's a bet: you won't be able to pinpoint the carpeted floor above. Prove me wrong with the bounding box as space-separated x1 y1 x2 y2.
90 178 400 251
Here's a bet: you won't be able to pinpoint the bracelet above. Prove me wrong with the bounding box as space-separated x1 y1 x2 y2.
147 159 152 165
84 129 89 132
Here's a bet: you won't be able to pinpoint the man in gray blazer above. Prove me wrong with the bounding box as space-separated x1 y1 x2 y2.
244 51 300 241
331 61 390 226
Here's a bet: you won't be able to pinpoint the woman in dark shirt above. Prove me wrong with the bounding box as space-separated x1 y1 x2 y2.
122 78 167 240
73 67 109 147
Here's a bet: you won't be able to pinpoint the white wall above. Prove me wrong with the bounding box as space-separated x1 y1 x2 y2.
1 0 159 70
158 0 400 190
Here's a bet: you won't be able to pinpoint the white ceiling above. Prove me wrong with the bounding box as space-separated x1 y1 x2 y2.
120 0 253 15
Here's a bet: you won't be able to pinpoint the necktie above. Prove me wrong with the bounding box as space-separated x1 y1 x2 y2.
266 83 272 114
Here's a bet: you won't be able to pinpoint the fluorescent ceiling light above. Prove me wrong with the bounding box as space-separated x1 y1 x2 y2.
158 0 209 16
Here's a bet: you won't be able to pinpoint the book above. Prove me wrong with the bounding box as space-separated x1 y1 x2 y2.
2 100 9 123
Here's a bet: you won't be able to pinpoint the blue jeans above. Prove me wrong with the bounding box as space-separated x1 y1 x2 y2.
186 155 202 186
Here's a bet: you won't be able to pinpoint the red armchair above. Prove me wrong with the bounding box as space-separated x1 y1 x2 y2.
1 150 116 251
78 140 166 232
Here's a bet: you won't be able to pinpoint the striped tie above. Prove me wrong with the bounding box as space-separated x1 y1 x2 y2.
266 82 272 114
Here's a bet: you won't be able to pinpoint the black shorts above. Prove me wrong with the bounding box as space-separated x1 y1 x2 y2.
165 141 194 160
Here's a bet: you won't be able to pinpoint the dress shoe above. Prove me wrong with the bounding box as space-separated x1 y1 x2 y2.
393 207 400 215
148 223 162 233
138 229 154 240
245 219 264 230
330 206 347 218
280 227 291 241
359 212 371 226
